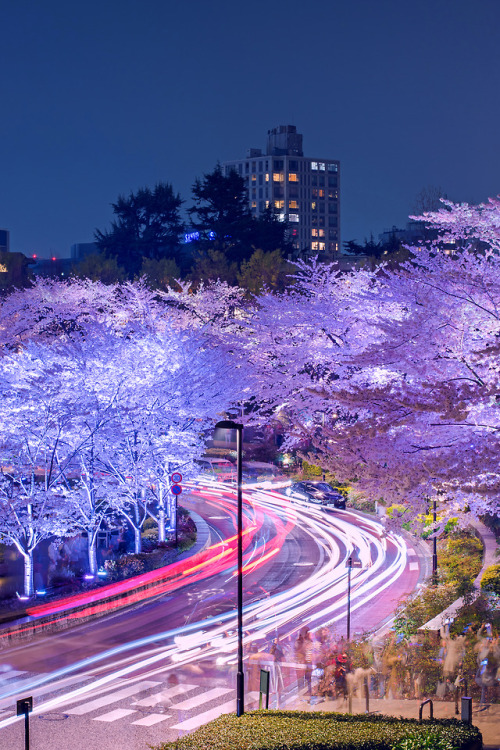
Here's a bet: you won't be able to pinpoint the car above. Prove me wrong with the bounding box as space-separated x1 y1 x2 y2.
284 481 346 508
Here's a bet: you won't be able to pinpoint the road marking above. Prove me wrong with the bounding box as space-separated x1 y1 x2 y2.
409 563 419 571
133 683 197 707
173 687 232 711
0 670 27 681
67 680 160 715
132 713 171 726
93 708 137 722
171 698 235 731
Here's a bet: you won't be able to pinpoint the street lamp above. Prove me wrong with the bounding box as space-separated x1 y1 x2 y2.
345 549 362 641
215 419 244 717
432 496 438 586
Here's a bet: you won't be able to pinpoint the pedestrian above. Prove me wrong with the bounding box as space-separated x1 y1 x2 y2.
47 540 61 584
270 641 285 708
335 654 348 700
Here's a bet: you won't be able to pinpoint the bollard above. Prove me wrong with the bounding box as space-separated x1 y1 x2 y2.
259 668 270 709
16 697 33 750
461 696 472 724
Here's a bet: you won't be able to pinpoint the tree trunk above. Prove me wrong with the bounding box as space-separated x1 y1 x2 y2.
22 550 34 597
134 526 142 555
88 532 98 575
158 495 166 543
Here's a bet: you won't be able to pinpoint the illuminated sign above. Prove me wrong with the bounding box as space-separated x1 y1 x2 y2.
184 230 216 243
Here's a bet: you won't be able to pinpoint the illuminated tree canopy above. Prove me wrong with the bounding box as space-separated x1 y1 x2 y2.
1 195 499 595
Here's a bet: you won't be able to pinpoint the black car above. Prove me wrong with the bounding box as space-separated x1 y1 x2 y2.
284 481 346 508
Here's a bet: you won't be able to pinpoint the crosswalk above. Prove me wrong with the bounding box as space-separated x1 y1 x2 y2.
407 547 419 572
0 668 259 735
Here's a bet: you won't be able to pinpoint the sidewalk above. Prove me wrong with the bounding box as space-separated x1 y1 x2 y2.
287 692 500 748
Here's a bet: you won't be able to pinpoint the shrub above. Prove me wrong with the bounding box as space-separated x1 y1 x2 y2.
439 532 483 587
348 492 376 514
301 460 322 476
386 504 407 519
152 711 481 750
481 563 500 595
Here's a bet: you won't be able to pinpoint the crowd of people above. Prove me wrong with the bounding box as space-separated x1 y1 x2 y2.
244 623 500 708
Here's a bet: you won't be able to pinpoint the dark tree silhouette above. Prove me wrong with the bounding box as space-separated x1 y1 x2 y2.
95 183 184 278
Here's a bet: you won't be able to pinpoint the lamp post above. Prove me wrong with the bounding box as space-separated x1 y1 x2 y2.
215 419 244 717
345 549 362 641
432 496 438 586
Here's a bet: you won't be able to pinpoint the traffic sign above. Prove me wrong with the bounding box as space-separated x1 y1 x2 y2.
171 472 183 483
171 484 182 495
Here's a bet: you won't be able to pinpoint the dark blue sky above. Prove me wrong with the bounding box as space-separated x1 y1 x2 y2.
1 0 499 258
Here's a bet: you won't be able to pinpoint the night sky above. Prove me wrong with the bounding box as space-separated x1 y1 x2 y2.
1 0 499 258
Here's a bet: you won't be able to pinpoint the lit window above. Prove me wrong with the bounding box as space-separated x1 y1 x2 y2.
288 173 299 182
251 201 257 208
251 174 257 182
274 200 285 209
318 189 325 197
273 172 284 182
311 201 317 210
278 213 286 222
328 190 338 199
265 173 269 182
319 229 325 237
311 241 319 250
289 200 299 209
311 162 318 170
328 163 338 172
265 200 270 208
319 162 326 171
311 229 318 237
318 242 325 251
289 213 299 222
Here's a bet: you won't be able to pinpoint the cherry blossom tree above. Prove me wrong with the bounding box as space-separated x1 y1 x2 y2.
0 478 78 596
0 280 244 580
245 197 500 523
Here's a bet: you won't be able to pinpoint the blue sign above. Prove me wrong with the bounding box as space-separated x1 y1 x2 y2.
171 485 182 495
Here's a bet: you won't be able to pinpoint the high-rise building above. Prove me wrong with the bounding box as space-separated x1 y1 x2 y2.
222 125 340 261
0 229 10 253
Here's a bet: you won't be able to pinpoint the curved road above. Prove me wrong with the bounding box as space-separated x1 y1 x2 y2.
0 483 424 750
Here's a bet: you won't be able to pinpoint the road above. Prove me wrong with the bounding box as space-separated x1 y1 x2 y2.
0 483 424 750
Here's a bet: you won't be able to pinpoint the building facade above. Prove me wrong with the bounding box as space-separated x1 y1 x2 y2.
0 229 10 253
222 125 340 261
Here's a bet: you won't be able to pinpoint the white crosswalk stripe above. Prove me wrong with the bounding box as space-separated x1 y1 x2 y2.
172 686 232 711
0 669 27 681
131 713 171 726
409 562 419 570
170 690 259 732
94 708 137 722
171 698 235 731
67 680 160 715
132 683 197 707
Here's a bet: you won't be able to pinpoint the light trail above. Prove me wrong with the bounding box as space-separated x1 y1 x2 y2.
0 483 415 730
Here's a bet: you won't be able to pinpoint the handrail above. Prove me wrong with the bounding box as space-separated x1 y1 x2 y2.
419 698 433 721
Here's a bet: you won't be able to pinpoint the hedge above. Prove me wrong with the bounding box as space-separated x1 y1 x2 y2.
152 710 481 750
481 563 500 595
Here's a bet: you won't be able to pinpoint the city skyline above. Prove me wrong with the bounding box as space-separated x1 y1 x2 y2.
1 0 499 258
